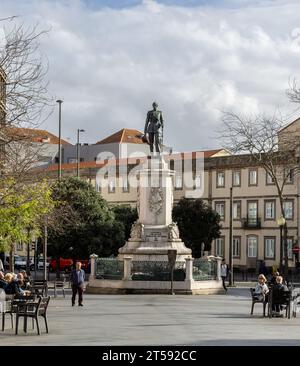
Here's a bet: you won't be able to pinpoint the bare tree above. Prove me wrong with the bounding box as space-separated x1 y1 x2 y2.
0 19 52 175
286 78 300 104
220 111 300 276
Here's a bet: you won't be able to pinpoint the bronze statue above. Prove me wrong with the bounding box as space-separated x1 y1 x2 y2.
144 101 164 154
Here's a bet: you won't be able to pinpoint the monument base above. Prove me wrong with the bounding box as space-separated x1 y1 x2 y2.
118 223 192 262
86 279 223 295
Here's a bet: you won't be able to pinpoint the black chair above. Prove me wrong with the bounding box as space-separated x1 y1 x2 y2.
15 296 50 335
268 287 291 318
53 278 66 298
31 280 48 296
250 288 267 317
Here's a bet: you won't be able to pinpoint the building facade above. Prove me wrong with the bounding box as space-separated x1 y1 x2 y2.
43 147 299 270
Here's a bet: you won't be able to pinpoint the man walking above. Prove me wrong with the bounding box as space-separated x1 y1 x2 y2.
70 262 85 306
220 258 229 293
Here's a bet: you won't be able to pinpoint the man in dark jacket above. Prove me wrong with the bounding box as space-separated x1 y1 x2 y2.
272 276 289 316
70 262 85 307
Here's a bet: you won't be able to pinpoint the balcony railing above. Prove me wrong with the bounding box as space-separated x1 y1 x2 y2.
242 217 261 229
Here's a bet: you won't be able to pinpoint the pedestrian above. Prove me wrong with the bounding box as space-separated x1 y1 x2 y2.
70 262 85 307
220 258 229 293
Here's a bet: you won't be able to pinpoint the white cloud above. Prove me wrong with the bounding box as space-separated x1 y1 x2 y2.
1 0 300 151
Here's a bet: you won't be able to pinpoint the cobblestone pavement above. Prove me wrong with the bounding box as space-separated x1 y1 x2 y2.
1 287 300 346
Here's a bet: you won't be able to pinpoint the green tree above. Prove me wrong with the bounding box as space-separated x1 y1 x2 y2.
48 177 124 261
0 178 54 270
112 205 138 241
172 198 221 258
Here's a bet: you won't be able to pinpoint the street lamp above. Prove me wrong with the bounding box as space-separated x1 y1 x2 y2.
229 186 234 286
277 215 286 273
77 129 85 178
56 100 63 180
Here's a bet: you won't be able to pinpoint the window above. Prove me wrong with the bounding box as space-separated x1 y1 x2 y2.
287 238 293 259
95 181 101 193
247 236 258 257
215 201 225 220
175 175 183 190
283 200 293 219
233 201 241 220
266 171 274 185
16 242 23 251
284 168 293 184
216 171 225 188
264 237 275 259
108 180 115 193
194 174 202 189
232 170 241 187
233 237 241 257
247 201 258 219
215 238 224 257
122 177 129 193
249 169 257 186
264 200 275 220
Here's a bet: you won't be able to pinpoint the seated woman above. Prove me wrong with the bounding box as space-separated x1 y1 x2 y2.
4 273 26 295
19 270 31 290
254 274 269 301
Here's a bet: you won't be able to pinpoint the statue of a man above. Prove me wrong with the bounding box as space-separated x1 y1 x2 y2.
144 101 164 154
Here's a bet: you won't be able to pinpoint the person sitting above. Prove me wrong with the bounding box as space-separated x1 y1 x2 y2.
0 271 7 290
254 274 269 301
18 271 31 290
4 273 25 295
272 276 289 317
269 271 280 286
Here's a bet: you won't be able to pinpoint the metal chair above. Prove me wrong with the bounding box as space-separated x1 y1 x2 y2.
250 288 267 317
15 296 50 335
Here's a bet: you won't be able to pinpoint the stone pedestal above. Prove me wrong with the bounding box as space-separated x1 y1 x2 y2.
118 156 191 262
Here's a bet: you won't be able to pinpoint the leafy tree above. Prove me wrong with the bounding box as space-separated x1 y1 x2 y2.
172 198 221 258
112 205 138 241
0 178 54 271
48 177 124 262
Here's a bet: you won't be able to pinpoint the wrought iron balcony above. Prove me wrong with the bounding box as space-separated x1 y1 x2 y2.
242 217 261 229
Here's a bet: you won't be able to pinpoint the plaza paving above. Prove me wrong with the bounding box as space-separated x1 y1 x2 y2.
1 287 300 346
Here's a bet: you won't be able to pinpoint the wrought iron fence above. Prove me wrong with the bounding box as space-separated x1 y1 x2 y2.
193 259 217 280
131 261 186 281
96 258 124 280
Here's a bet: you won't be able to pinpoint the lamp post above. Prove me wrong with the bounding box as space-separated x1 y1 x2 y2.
56 100 63 180
277 215 286 273
76 129 85 178
229 186 234 286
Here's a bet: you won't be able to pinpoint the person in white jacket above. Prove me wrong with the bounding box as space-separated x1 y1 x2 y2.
254 274 269 301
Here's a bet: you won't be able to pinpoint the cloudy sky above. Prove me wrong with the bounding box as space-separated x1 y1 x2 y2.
1 0 300 152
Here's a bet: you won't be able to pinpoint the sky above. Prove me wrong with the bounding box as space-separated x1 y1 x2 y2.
1 0 300 152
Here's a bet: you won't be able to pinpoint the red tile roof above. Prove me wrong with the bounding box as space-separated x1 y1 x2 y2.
43 149 228 172
7 127 71 145
96 128 147 145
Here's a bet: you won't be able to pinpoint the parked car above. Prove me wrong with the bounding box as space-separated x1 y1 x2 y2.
49 258 73 272
29 258 50 271
37 258 50 270
14 256 34 270
49 258 89 272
